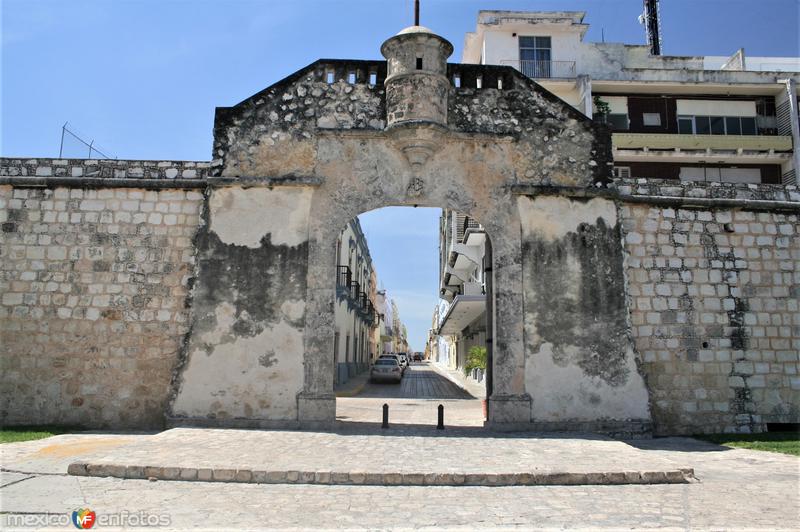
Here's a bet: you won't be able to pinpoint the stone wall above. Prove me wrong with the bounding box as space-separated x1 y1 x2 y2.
1 158 211 181
168 186 311 425
0 181 203 428
618 180 799 435
520 195 652 433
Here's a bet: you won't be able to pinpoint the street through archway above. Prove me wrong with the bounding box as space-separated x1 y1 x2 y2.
336 362 484 427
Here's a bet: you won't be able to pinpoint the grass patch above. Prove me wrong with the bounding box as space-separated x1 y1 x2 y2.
695 431 800 456
0 425 75 444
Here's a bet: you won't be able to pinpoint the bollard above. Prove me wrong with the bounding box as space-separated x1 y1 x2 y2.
382 403 389 429
437 404 444 430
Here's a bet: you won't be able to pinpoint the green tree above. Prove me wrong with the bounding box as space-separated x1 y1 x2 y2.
593 96 611 122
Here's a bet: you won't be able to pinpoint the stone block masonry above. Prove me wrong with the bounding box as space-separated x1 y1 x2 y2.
620 185 799 435
0 183 204 428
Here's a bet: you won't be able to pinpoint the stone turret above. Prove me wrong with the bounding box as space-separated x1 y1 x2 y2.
380 26 454 169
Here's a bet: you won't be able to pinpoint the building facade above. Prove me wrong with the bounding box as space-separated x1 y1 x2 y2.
434 209 489 385
333 217 378 386
463 10 800 185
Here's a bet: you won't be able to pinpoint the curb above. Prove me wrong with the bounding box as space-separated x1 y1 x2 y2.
67 462 696 486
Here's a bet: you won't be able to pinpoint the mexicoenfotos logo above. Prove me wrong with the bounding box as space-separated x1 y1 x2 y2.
72 508 97 529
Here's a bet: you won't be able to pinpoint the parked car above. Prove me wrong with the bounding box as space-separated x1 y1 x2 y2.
380 353 406 375
370 358 402 383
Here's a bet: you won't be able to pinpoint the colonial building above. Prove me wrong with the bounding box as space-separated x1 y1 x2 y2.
333 217 378 386
463 10 800 184
375 288 410 356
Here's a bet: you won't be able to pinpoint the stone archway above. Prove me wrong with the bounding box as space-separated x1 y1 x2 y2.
166 24 652 433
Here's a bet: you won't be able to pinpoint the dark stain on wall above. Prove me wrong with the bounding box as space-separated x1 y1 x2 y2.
192 229 309 338
167 205 309 413
524 217 631 387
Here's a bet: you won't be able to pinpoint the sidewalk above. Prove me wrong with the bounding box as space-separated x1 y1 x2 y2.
333 370 370 397
428 360 486 399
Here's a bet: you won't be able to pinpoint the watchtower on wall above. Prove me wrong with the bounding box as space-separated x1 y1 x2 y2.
381 25 454 170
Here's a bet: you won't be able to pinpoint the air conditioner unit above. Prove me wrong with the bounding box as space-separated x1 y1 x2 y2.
613 166 632 179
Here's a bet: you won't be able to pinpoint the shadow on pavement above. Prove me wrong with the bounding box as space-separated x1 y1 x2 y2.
623 436 732 453
328 420 616 440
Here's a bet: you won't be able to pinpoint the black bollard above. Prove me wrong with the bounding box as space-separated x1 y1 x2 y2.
382 403 389 429
437 404 444 430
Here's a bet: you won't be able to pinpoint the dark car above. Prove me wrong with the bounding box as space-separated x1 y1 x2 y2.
413 354 423 362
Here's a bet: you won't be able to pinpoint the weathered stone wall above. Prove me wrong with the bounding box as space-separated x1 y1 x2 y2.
211 60 611 186
0 176 203 428
618 179 800 435
168 186 312 425
520 195 651 432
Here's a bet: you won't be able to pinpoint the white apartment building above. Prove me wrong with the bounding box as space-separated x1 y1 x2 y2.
434 209 489 385
432 8 800 382
463 10 800 184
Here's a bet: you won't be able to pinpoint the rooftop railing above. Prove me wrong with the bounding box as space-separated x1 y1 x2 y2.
500 59 577 80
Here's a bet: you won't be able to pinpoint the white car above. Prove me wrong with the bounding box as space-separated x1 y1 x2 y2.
370 358 402 383
379 354 405 375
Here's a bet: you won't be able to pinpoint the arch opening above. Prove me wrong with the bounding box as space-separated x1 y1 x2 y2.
329 206 493 429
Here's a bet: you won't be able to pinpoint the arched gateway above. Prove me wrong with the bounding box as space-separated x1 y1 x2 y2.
168 26 652 433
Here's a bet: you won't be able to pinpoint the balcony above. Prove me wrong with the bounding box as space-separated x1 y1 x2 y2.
500 59 576 80
336 265 352 288
612 133 793 152
437 294 486 336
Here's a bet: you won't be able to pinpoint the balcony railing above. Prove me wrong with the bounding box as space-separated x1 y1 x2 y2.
501 59 576 79
462 217 481 239
612 133 793 152
336 265 351 288
349 281 360 301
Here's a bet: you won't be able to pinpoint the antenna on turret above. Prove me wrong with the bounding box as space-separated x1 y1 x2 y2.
638 0 662 55
414 0 420 26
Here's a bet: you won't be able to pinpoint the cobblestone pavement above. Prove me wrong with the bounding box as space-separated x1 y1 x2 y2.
336 363 484 427
59 427 694 478
1 435 798 530
356 363 474 399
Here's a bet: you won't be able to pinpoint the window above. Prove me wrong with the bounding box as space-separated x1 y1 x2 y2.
741 117 756 135
642 113 662 127
606 113 630 130
613 166 632 179
677 115 760 136
679 166 760 183
519 36 551 78
725 116 741 135
678 116 694 134
710 116 725 135
695 116 712 135
416 57 423 70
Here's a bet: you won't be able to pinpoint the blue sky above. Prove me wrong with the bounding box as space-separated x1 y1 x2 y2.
2 0 798 350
